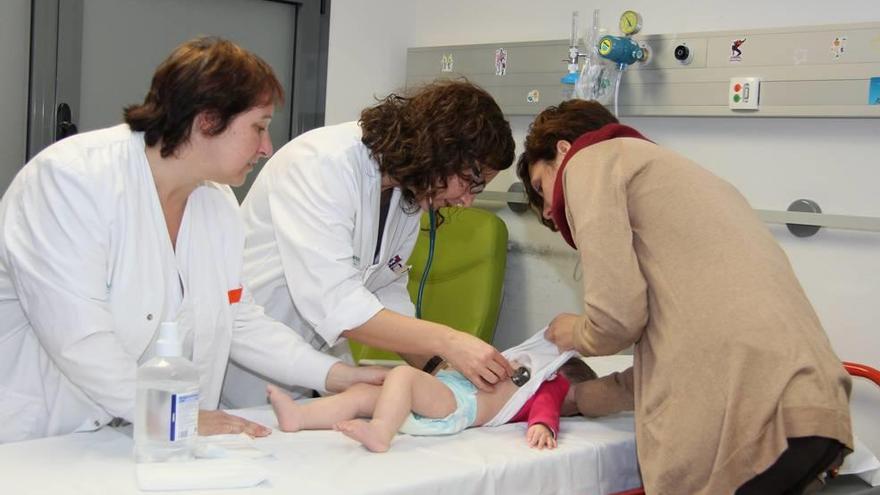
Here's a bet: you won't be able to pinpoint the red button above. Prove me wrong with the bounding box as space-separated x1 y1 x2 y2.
734 83 742 92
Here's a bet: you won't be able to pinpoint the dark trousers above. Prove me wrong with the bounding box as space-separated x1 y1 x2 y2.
736 436 849 495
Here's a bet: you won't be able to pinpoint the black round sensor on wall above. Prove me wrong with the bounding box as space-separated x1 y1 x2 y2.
674 44 691 63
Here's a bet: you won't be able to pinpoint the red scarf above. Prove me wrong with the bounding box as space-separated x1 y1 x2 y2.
550 124 652 249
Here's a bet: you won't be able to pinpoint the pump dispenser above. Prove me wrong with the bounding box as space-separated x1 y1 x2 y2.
134 321 199 462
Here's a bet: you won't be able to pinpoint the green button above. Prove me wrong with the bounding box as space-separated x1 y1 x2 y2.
733 94 741 103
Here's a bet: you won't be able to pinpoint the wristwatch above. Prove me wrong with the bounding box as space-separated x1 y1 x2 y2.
422 355 444 374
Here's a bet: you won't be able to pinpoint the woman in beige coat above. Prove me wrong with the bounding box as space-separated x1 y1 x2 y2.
516 100 852 494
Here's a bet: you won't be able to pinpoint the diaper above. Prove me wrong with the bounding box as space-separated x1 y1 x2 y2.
399 370 478 436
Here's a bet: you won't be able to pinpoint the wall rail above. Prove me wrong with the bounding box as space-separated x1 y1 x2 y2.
478 190 880 233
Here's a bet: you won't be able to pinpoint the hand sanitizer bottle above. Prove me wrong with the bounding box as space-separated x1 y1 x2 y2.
134 321 199 462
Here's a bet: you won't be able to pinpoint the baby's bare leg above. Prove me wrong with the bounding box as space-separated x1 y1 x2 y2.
335 366 456 452
268 383 381 432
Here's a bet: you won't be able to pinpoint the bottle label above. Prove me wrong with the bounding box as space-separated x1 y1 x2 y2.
169 392 199 441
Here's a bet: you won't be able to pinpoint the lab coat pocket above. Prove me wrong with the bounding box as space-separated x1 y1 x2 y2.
363 263 407 292
0 386 45 443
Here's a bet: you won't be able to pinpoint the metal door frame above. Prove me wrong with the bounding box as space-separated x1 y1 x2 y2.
26 0 329 160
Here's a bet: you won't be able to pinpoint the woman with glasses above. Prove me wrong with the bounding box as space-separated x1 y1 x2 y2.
226 80 516 406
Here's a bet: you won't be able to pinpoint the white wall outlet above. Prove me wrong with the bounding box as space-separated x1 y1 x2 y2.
729 77 761 110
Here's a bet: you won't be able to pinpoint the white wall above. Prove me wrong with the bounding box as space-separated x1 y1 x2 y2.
324 0 417 124
328 0 880 456
0 0 30 194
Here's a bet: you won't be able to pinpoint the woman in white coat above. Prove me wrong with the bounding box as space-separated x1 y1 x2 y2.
229 81 516 405
0 37 382 443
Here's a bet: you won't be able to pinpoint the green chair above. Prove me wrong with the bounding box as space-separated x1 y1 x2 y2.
349 207 508 363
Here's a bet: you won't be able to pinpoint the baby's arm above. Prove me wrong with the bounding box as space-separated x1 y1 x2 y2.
527 423 556 449
524 376 569 448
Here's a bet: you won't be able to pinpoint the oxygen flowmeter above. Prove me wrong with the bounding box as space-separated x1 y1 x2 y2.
560 9 647 117
598 36 646 66
597 10 649 67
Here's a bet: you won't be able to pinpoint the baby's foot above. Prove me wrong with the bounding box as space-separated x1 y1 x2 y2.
267 384 304 432
334 419 391 453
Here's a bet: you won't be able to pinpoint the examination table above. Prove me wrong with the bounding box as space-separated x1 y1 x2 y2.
0 356 640 494
2 356 876 494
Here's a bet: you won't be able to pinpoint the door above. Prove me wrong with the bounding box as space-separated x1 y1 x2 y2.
28 0 329 200
0 0 31 194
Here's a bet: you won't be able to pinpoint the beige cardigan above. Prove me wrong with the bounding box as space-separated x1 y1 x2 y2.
562 138 852 494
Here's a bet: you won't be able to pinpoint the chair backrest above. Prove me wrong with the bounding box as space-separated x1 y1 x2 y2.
350 207 508 363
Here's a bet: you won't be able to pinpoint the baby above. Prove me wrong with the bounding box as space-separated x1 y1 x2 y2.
267 347 596 452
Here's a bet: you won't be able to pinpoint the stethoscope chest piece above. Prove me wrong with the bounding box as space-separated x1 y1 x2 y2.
512 366 531 387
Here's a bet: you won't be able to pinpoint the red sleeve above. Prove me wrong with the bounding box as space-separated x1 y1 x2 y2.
509 375 570 437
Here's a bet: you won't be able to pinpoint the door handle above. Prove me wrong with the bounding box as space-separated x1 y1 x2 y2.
56 103 78 141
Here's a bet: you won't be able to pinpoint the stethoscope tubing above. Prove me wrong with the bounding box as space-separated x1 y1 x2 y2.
415 208 436 319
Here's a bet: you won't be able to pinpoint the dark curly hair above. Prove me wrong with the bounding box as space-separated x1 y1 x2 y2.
516 100 618 230
124 36 284 158
557 357 598 384
360 80 514 211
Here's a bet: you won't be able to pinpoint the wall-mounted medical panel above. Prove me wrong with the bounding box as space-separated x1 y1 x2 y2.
406 22 880 117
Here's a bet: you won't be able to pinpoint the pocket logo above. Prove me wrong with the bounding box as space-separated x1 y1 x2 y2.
387 255 408 275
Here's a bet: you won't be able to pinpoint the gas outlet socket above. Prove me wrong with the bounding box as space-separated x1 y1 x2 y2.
729 77 760 110
674 43 693 64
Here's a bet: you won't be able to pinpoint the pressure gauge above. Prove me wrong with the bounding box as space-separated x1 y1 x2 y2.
619 10 642 36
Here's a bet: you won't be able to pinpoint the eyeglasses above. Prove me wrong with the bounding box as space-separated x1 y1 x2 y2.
468 165 486 194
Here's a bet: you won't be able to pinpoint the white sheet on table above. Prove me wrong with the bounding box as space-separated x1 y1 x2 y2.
249 413 641 495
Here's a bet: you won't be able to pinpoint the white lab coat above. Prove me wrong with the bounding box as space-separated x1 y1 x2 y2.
0 125 338 443
224 121 421 406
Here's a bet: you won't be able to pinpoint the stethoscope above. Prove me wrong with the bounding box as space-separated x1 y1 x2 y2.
414 203 531 387
415 207 436 319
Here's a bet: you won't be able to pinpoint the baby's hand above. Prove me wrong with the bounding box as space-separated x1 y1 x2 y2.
526 423 557 450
